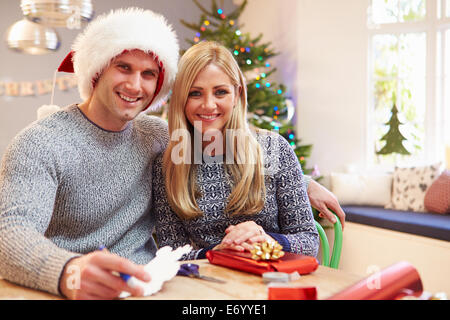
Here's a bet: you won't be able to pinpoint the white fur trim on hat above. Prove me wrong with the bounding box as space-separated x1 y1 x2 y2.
72 7 179 111
37 104 62 120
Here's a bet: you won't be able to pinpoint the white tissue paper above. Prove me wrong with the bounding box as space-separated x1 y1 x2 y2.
119 244 192 298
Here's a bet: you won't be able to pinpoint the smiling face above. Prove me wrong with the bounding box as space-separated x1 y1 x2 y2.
83 49 159 131
185 63 239 137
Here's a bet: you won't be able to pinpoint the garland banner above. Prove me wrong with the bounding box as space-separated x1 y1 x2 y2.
0 75 77 97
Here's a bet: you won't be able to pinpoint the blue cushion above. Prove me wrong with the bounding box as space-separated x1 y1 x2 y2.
342 205 450 242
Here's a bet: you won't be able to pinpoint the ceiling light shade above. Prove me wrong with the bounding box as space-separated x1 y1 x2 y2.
20 0 94 28
6 19 60 54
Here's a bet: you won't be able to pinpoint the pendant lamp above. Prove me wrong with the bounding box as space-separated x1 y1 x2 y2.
20 0 94 29
6 18 60 54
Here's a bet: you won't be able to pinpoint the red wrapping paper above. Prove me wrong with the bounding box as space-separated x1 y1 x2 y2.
268 286 317 300
327 261 423 300
206 249 319 275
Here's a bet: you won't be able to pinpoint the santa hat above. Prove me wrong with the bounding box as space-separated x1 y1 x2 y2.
57 7 179 111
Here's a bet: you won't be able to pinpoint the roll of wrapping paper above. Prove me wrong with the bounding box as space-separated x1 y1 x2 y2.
327 261 423 300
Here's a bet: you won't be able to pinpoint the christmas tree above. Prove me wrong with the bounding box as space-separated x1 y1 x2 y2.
180 0 314 174
376 94 411 156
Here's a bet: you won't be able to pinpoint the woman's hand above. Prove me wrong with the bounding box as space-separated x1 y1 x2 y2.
214 221 274 252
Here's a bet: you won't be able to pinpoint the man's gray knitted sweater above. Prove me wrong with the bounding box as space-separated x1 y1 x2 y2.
0 104 168 295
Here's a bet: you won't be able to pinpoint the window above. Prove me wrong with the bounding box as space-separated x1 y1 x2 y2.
368 0 450 168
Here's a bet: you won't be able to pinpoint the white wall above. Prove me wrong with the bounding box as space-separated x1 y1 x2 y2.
239 0 369 175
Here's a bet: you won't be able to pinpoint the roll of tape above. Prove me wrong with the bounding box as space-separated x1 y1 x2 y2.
262 272 290 284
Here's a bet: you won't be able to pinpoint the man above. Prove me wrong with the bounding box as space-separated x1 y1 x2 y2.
0 7 179 300
0 7 344 300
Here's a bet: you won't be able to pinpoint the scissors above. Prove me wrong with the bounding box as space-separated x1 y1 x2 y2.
177 263 226 284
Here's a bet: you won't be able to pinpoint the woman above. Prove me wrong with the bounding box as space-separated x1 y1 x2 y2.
153 41 319 260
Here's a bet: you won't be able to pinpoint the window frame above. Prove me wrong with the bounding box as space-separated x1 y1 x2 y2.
367 0 450 170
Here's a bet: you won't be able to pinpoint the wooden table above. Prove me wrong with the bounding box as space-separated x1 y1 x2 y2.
0 259 362 300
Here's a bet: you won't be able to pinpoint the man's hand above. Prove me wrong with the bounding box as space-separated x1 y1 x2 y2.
307 179 346 230
59 250 151 300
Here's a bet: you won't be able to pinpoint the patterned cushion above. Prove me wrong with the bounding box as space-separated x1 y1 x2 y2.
386 163 442 212
424 170 450 214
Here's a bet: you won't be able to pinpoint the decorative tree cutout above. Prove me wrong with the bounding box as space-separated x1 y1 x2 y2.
376 94 411 156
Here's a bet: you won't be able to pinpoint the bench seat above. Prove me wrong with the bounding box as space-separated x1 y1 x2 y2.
341 205 450 242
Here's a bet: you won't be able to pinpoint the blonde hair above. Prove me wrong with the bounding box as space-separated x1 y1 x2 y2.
163 41 266 219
